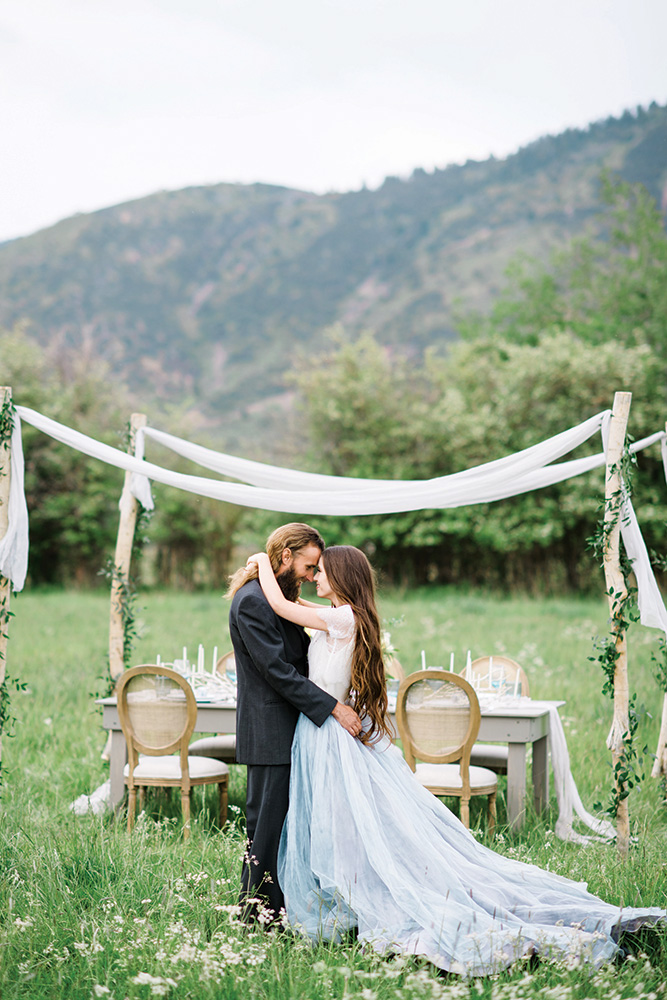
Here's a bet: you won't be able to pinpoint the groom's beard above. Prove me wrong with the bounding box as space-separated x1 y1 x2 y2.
277 567 300 603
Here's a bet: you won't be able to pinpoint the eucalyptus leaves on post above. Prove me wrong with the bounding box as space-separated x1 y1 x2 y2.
108 414 147 682
601 391 633 858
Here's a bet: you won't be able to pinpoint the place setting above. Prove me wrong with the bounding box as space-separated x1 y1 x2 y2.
161 645 238 704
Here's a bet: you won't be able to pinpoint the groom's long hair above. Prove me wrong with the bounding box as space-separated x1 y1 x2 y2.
323 546 390 745
225 522 324 599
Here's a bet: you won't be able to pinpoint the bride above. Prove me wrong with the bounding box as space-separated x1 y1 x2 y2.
246 545 665 976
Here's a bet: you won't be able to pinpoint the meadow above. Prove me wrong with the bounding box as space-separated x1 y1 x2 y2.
1 586 667 999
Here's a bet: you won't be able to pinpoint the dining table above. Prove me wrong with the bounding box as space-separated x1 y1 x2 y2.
98 693 559 829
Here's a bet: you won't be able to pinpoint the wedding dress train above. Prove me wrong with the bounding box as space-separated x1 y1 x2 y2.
277 605 665 976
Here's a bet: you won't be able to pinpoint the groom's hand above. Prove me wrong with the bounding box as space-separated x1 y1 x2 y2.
332 702 362 738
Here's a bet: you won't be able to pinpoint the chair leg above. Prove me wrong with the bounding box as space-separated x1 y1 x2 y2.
488 791 497 837
219 778 228 828
181 791 191 840
460 796 470 829
127 788 136 832
138 786 146 814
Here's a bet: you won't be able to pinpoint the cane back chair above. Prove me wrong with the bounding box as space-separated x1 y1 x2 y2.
116 664 229 837
188 651 237 765
396 669 497 833
461 656 530 773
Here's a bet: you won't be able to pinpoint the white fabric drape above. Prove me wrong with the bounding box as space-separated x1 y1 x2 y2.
16 406 610 518
540 701 617 844
133 410 611 497
598 422 667 637
475 696 617 843
3 406 666 640
0 415 29 591
0 405 604 589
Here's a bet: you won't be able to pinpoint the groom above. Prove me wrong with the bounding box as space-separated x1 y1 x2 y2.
228 522 361 922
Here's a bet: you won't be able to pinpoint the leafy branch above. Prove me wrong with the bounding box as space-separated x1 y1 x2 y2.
594 695 646 817
587 447 644 821
0 395 15 444
651 639 667 694
99 559 143 696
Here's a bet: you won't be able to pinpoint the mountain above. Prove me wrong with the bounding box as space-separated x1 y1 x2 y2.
1 103 666 448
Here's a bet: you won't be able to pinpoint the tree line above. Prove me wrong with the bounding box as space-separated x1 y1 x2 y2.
2 176 666 592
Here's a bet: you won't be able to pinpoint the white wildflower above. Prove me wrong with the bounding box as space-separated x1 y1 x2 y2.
131 972 177 996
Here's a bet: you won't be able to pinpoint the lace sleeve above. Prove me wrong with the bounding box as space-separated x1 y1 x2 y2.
317 604 355 640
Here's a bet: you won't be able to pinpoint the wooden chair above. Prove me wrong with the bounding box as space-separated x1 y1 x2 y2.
116 664 229 838
384 656 405 745
215 650 237 681
466 656 529 698
396 669 497 833
189 651 237 764
461 656 530 774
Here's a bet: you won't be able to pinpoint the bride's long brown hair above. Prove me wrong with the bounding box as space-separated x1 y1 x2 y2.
322 546 389 745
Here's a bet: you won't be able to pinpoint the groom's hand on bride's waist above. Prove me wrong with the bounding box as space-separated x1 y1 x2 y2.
332 702 362 738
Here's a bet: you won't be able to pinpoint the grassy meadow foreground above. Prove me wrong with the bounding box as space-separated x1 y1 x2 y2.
1 586 667 999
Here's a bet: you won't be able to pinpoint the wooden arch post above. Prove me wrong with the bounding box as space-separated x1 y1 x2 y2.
0 387 12 773
603 390 632 858
108 413 147 682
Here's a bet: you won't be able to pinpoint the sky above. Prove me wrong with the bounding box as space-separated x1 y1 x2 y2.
1 0 666 244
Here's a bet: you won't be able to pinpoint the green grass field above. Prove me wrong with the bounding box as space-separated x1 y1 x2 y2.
1 587 667 998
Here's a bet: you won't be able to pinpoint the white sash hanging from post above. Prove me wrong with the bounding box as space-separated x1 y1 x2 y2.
0 387 12 774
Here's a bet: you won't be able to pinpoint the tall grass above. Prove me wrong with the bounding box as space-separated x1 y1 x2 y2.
1 587 666 998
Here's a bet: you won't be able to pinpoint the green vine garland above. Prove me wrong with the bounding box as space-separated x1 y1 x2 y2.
0 395 14 442
651 638 667 695
0 593 25 785
587 446 647 819
98 427 153 696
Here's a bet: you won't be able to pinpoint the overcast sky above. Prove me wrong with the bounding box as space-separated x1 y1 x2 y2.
1 0 665 244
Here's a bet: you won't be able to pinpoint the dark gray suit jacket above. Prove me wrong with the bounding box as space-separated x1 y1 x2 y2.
229 579 337 764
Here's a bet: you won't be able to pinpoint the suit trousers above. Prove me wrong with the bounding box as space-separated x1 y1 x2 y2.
240 763 291 922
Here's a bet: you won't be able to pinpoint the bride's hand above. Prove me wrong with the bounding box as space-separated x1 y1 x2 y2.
246 552 265 567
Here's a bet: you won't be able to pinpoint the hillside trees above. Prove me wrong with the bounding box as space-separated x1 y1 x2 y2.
0 325 243 587
4 174 666 592
0 325 132 585
459 175 667 358
292 330 664 589
292 178 667 589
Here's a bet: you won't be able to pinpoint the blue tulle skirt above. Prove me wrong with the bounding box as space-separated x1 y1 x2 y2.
278 715 664 976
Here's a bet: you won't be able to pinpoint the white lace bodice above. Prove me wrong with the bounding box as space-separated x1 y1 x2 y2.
308 604 355 703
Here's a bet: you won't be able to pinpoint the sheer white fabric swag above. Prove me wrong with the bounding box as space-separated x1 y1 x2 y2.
2 403 666 646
